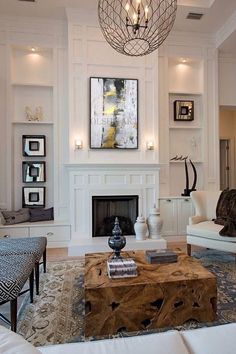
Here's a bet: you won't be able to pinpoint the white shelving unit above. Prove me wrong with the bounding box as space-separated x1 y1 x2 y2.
167 57 204 196
10 46 54 210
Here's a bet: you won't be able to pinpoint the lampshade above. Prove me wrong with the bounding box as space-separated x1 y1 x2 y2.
98 0 177 57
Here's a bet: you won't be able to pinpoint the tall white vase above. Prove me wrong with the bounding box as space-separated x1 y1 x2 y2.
134 216 148 241
147 205 163 239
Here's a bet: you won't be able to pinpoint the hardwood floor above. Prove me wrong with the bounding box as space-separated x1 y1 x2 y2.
46 241 190 261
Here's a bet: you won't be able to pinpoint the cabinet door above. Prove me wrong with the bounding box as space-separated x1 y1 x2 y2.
159 199 178 235
0 227 29 239
29 226 70 242
177 198 194 235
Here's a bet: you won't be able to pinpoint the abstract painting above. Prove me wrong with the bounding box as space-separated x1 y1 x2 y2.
90 77 138 149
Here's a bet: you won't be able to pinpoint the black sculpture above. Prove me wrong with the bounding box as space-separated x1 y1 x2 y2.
182 158 197 196
108 217 126 258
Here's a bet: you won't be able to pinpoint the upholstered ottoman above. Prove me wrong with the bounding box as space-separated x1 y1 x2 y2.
0 237 47 295
0 254 35 332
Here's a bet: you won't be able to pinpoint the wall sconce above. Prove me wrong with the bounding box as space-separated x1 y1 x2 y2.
75 139 83 150
146 141 154 150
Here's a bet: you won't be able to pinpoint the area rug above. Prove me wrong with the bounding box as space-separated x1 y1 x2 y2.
17 250 236 347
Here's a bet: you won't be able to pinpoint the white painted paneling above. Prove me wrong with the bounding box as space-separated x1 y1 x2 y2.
0 44 7 209
219 56 236 106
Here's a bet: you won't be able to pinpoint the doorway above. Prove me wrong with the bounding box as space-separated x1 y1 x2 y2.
220 139 230 189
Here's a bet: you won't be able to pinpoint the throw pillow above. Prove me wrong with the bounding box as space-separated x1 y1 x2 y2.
29 207 54 222
1 208 30 225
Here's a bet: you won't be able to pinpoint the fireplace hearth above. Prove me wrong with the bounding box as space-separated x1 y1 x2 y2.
92 195 138 237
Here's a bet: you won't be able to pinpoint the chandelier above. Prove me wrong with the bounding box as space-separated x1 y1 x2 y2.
98 0 177 57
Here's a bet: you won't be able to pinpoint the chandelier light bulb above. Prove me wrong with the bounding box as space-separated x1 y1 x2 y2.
98 0 177 57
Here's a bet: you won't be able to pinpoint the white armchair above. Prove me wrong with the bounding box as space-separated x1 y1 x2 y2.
187 191 236 256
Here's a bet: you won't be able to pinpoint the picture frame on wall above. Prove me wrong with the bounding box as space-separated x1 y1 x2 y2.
22 187 45 208
174 100 194 121
22 161 46 183
22 135 46 157
90 77 138 149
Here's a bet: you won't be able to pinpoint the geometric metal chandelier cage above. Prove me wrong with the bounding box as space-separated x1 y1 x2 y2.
98 0 177 57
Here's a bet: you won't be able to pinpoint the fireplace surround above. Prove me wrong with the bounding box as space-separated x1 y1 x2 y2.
66 163 167 255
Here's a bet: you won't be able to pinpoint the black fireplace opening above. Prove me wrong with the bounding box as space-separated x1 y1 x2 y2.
92 195 139 237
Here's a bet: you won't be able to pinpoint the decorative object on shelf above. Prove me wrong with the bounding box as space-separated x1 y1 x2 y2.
90 77 138 149
174 100 194 121
25 106 44 122
182 158 197 197
75 138 83 150
146 141 154 150
134 215 148 240
22 135 46 157
147 204 163 239
22 161 46 183
98 0 177 57
108 217 126 258
170 155 188 161
22 187 45 208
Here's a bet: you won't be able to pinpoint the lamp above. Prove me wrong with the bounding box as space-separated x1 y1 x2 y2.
147 141 154 150
75 139 83 150
98 0 177 57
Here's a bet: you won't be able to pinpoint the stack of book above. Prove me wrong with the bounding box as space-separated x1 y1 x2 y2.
145 250 178 264
107 258 137 279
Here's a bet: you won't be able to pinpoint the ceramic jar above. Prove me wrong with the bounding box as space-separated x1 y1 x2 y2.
134 215 148 241
147 205 163 239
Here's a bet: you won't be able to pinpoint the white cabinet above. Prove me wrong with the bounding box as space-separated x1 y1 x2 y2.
0 221 71 247
159 197 194 238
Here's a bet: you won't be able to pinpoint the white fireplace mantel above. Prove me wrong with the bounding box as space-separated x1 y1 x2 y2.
65 162 166 255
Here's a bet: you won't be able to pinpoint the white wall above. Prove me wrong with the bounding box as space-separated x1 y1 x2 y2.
66 10 159 165
219 55 236 107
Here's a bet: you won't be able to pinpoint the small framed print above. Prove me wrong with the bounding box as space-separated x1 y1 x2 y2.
22 135 46 157
174 100 194 121
22 187 45 208
22 161 46 183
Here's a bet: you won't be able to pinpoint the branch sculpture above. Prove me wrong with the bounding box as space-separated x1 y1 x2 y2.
181 158 197 196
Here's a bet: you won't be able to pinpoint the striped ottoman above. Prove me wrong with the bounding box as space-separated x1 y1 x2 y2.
0 254 35 332
0 237 47 295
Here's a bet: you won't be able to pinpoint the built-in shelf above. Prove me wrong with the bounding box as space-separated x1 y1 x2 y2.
169 91 202 96
12 121 53 125
169 126 202 130
169 160 203 164
11 82 53 88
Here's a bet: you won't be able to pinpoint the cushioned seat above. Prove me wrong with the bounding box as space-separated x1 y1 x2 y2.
0 237 47 295
0 254 35 332
187 221 236 243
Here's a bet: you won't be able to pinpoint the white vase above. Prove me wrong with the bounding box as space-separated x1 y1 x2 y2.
147 205 163 239
134 216 148 241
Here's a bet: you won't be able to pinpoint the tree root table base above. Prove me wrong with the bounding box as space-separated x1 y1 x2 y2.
84 250 217 337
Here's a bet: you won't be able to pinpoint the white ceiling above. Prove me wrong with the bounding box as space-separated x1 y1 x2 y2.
0 0 236 52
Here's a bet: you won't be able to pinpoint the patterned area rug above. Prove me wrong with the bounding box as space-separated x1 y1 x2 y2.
16 250 236 347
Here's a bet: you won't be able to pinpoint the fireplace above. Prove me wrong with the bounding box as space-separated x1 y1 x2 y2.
92 195 138 237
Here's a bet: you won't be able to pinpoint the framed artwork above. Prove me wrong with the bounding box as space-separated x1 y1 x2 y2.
22 161 46 183
174 100 194 121
22 187 45 208
22 135 46 156
90 77 138 149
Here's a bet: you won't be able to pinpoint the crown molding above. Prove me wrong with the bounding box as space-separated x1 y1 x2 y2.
216 10 236 49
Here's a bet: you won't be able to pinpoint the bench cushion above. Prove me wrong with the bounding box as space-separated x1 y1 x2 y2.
187 221 236 243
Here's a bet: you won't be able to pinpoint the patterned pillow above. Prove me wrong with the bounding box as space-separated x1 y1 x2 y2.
1 209 30 225
29 207 54 222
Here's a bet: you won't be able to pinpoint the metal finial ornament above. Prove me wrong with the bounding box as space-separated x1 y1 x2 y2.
108 217 126 258
98 0 177 57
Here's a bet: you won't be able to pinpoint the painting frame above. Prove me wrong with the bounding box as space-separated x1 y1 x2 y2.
22 135 46 157
22 187 45 208
90 77 138 149
174 100 194 122
22 161 46 183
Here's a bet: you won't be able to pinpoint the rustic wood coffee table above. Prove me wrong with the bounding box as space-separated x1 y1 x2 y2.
84 250 217 337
